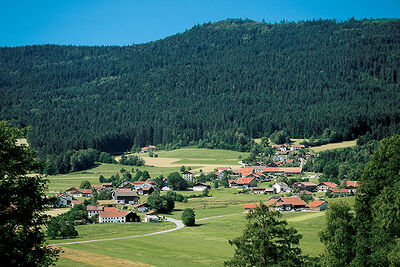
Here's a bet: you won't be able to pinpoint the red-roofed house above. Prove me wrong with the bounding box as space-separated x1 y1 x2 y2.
242 203 260 212
274 197 307 211
318 182 338 192
307 200 328 211
331 188 350 196
99 210 140 223
86 205 104 217
65 187 92 198
71 200 82 207
236 177 258 188
141 146 156 153
346 181 359 193
238 168 254 177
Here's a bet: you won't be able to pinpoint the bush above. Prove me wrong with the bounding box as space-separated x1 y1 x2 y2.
182 208 196 226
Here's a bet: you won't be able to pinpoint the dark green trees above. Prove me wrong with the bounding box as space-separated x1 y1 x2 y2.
0 122 59 266
167 172 188 190
181 208 196 226
146 190 175 213
47 217 78 239
225 203 303 266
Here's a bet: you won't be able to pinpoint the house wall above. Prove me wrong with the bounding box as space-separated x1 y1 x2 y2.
100 216 126 223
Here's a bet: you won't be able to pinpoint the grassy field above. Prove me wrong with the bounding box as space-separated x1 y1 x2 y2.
53 185 355 266
311 140 357 153
46 163 181 193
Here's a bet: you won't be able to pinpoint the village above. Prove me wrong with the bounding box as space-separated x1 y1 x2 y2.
54 143 359 225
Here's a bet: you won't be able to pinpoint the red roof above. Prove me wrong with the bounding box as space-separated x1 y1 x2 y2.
236 177 257 185
93 186 105 190
307 200 327 208
267 198 279 206
346 181 359 188
319 182 338 188
79 188 92 194
331 189 348 193
242 203 260 209
145 210 157 215
238 168 254 176
286 159 294 163
263 167 302 174
276 197 307 206
142 186 152 191
103 183 112 186
100 210 130 218
300 190 313 195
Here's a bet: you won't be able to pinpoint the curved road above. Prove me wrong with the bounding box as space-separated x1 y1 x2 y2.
51 213 239 246
51 217 184 246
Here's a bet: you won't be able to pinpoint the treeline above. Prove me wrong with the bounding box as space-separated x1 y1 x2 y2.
304 140 379 184
1 18 399 155
42 149 144 175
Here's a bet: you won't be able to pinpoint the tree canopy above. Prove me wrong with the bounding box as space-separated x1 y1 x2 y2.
0 121 59 266
1 19 399 156
225 203 303 266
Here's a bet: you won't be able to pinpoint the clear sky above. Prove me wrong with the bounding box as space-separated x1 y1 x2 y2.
1 0 399 46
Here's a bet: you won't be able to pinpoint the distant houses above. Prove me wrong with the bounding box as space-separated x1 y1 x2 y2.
141 145 156 153
99 207 140 223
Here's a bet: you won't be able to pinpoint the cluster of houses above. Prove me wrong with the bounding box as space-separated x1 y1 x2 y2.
243 196 329 213
141 145 156 153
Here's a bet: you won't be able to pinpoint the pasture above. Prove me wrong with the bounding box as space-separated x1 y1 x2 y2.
311 139 357 152
54 187 355 266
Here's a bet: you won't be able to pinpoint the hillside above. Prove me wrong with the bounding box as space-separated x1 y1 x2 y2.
1 18 400 155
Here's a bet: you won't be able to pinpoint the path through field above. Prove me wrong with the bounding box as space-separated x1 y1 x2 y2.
59 247 152 267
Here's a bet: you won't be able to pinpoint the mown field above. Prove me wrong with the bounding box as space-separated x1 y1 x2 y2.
53 187 355 266
47 148 248 193
310 139 357 152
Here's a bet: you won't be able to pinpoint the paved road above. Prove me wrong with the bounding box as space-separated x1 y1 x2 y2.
51 217 184 246
51 213 240 246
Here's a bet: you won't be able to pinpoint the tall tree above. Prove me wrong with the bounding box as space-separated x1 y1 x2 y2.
225 203 303 266
0 121 59 266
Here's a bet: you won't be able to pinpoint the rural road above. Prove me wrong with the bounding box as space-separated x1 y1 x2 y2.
51 213 240 246
50 217 184 246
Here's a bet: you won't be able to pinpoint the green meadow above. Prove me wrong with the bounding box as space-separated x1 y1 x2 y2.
152 148 249 160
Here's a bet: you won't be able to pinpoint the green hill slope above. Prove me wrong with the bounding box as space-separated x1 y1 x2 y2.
1 18 399 154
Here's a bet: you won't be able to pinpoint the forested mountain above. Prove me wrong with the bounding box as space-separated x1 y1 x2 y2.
1 18 400 155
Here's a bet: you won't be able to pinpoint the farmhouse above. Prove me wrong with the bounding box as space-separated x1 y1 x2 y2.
272 182 290 193
346 181 359 193
113 190 139 204
99 208 140 223
242 203 260 213
182 171 194 180
318 182 338 192
57 193 72 207
86 205 104 217
141 145 156 153
331 188 350 196
273 196 307 211
292 182 317 192
307 200 328 211
192 183 211 191
145 210 161 222
65 187 93 198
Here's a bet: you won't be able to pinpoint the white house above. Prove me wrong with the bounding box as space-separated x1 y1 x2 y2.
58 194 72 207
272 182 290 193
86 205 104 217
182 171 194 180
99 208 137 223
192 183 211 191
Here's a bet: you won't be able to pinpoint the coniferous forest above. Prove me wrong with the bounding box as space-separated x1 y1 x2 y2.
1 18 400 155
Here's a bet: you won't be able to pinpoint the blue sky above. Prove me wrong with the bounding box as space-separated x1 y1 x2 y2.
1 0 399 46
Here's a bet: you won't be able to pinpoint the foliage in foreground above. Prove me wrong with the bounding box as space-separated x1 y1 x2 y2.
225 203 304 266
0 121 59 266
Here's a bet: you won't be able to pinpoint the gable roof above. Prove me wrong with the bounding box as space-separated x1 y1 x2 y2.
346 181 359 188
236 177 257 185
299 182 317 186
99 210 131 218
242 203 260 209
307 200 327 208
238 168 254 176
331 189 348 193
276 197 307 206
114 191 138 197
318 182 338 188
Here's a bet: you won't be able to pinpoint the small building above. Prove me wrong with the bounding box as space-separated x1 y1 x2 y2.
71 200 82 207
307 200 328 211
133 203 151 212
145 210 161 223
252 187 276 195
113 190 139 204
272 182 290 193
86 205 104 217
345 181 359 193
290 145 305 151
141 145 156 153
292 182 317 192
58 193 72 207
137 186 154 195
331 188 350 196
242 203 260 213
192 183 211 191
182 171 194 180
318 182 338 192
97 200 118 207
161 186 173 191
236 177 258 188
274 197 307 211
65 187 93 198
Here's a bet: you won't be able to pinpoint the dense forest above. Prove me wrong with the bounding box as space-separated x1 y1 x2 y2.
1 18 399 155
